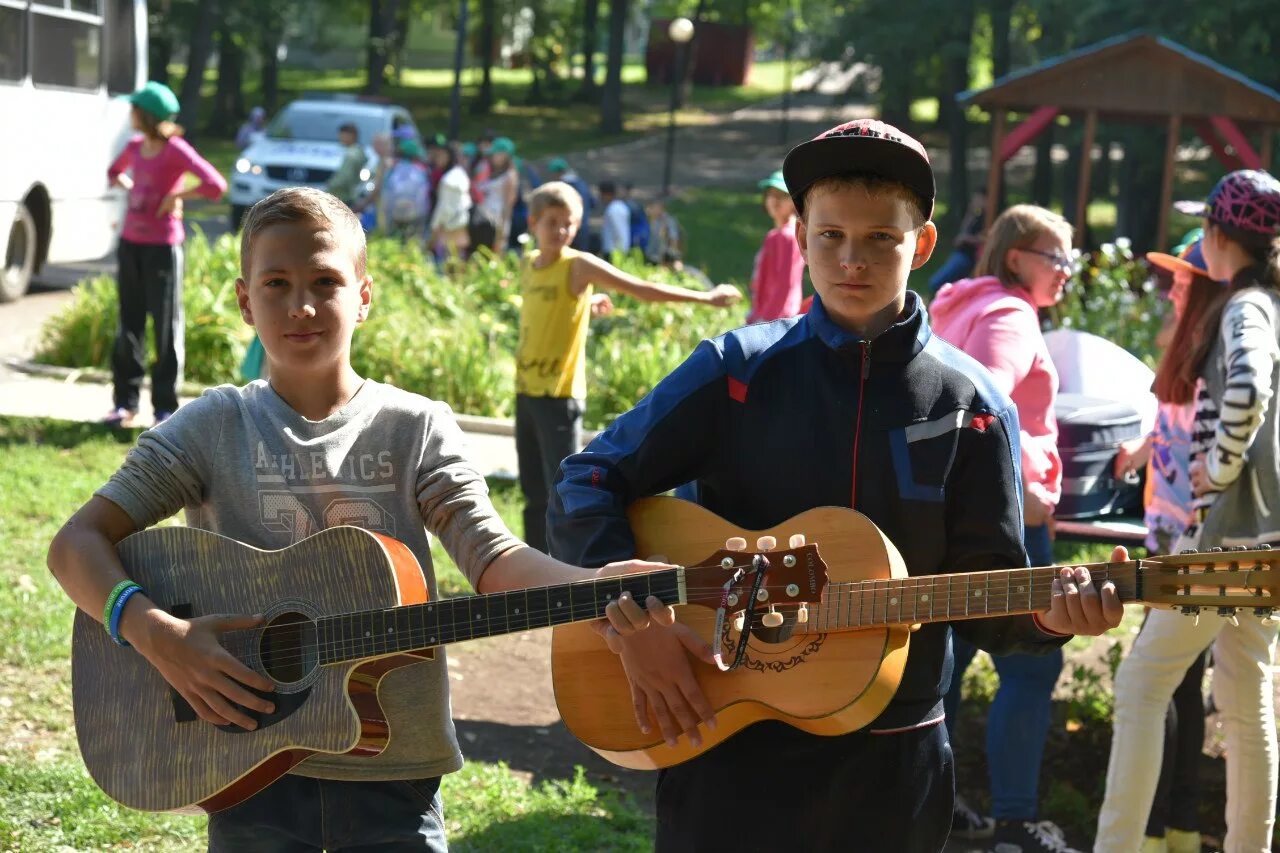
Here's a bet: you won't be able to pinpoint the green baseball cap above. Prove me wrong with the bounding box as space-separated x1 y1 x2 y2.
126 81 180 121
758 169 788 194
490 136 516 156
397 138 424 159
547 157 569 173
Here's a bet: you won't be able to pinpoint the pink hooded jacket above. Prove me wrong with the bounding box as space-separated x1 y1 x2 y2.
930 276 1062 508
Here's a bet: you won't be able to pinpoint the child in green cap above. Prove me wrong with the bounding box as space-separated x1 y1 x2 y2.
746 169 805 323
105 81 226 427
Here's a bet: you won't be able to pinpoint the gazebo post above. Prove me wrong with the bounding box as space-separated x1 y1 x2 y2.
1263 127 1274 171
1156 114 1182 250
1074 109 1098 247
984 109 1007 230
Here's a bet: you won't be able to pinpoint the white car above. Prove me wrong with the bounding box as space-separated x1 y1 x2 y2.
229 97 419 228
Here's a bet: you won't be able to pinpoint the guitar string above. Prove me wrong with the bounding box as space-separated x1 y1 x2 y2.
212 565 1172 667
219 563 1240 666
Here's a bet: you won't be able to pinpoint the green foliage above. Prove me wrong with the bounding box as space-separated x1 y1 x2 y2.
34 233 738 431
1050 237 1168 367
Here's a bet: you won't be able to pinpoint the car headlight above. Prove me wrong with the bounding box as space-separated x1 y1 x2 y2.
236 158 263 176
359 168 371 182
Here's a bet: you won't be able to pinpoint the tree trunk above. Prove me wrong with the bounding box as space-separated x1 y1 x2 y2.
990 0 1012 80
148 9 173 87
389 0 411 86
365 0 392 95
208 26 245 134
177 0 218 136
942 1 975 229
259 24 282 115
577 0 600 100
448 0 467 138
474 0 496 112
599 0 628 134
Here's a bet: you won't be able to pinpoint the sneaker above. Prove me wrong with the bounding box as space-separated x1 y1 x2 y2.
153 410 174 426
1165 829 1200 853
953 795 996 840
103 407 135 427
992 820 1082 853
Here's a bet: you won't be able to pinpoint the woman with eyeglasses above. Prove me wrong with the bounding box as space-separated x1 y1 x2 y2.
929 205 1081 852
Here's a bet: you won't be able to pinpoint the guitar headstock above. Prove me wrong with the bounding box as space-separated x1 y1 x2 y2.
681 534 827 618
1141 546 1280 618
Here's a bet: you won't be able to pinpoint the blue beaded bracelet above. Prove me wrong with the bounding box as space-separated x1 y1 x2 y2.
108 584 145 647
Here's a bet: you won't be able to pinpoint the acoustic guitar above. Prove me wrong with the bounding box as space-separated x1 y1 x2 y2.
550 496 1280 770
71 524 822 813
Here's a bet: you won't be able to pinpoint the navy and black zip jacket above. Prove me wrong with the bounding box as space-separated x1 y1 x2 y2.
548 290 1068 732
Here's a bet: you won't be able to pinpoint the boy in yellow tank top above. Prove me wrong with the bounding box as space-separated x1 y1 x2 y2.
516 182 741 550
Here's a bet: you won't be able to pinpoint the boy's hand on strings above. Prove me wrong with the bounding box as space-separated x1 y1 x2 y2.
591 560 677 636
1189 459 1216 498
132 608 276 730
705 284 743 308
1036 546 1127 637
591 601 718 748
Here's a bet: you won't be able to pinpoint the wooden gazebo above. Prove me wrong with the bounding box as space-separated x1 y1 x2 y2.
960 32 1280 248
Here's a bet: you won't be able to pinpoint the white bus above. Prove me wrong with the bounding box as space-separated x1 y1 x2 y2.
0 0 146 301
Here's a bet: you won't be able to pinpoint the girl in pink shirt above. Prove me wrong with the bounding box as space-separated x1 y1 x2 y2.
932 204 1079 846
104 82 226 427
746 170 805 323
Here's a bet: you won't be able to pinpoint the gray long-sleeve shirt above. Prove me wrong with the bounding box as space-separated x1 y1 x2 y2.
97 379 523 781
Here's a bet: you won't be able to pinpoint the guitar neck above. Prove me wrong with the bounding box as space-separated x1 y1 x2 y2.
797 561 1141 632
317 568 687 666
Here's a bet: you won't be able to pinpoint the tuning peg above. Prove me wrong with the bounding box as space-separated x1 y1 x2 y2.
1218 606 1240 626
761 606 784 628
1181 549 1198 555
1180 605 1201 626
725 537 747 552
1232 545 1250 552
756 536 777 551
1210 547 1225 553
789 534 806 548
795 604 809 624
1260 544 1273 550
733 613 745 632
1254 606 1275 622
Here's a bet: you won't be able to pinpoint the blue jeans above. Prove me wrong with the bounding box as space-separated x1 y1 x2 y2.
927 248 977 294
943 524 1063 820
207 773 447 852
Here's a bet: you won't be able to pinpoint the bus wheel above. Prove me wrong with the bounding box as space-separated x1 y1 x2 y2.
1 203 36 303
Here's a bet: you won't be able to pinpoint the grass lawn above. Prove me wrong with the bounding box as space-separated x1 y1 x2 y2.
0 416 649 851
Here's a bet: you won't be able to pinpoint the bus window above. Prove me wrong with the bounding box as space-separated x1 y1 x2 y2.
105 0 136 94
32 9 103 91
0 4 25 83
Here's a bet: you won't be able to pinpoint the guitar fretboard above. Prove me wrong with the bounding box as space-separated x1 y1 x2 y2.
797 562 1140 632
316 569 685 665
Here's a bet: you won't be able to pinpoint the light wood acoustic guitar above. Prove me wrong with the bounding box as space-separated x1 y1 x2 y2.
71 524 823 814
551 496 1280 770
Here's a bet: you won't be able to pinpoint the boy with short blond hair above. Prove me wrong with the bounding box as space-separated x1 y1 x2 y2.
515 180 741 552
47 186 662 851
548 121 1125 851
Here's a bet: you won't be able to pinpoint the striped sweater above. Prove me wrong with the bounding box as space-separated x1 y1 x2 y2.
1182 273 1280 549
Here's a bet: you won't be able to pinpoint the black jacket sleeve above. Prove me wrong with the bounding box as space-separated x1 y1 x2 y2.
547 340 728 568
945 402 1070 655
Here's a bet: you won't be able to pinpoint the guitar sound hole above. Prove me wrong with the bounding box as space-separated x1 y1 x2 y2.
260 612 318 684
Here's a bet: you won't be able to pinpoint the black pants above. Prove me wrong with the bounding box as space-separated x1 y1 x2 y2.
112 238 183 413
655 721 954 853
1146 648 1209 836
515 394 582 553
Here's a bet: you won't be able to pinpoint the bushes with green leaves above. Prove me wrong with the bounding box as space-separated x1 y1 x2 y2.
34 233 737 429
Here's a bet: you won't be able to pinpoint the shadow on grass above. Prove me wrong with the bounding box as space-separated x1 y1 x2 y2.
453 718 655 811
452 809 650 853
0 416 140 449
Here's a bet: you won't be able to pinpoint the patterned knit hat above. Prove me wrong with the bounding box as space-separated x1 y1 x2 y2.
1175 170 1280 236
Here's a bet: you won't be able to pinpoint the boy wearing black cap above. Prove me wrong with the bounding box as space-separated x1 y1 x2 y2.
547 119 1123 851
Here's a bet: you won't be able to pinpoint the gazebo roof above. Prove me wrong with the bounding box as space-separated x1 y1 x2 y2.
960 32 1280 125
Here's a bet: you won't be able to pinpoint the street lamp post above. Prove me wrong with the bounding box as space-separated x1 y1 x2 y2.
662 17 695 197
